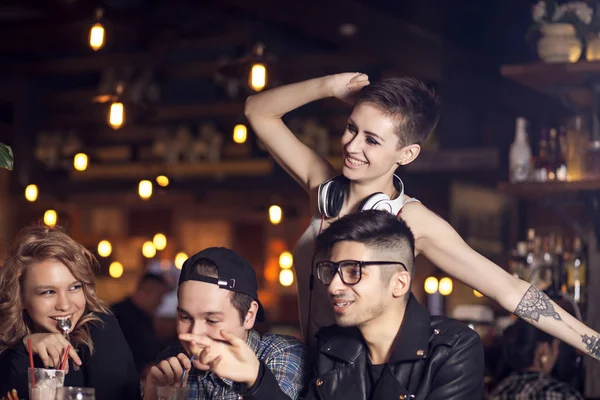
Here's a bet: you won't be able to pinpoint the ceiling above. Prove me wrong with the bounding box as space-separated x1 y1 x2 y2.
0 0 531 195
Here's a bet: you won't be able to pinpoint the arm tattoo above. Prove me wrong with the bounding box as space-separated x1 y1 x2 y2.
514 286 561 322
582 334 600 359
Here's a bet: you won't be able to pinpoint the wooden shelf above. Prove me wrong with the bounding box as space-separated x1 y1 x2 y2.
69 159 274 181
498 180 600 199
500 60 600 109
329 148 499 173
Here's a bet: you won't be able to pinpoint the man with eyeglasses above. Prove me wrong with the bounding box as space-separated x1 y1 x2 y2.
184 210 484 399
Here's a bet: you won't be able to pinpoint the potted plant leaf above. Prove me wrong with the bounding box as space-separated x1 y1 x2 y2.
0 142 14 170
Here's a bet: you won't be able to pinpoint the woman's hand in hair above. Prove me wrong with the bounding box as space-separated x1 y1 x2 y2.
22 333 82 371
328 72 370 105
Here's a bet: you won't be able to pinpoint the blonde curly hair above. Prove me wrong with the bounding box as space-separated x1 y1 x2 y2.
0 224 109 354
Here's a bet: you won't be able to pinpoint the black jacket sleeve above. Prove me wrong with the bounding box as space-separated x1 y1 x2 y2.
426 328 485 400
84 313 141 400
245 361 318 400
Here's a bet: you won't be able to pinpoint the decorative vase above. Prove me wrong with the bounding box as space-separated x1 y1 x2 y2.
537 23 582 63
586 34 600 61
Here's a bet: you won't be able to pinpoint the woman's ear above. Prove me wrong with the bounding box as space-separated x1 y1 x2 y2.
397 144 421 166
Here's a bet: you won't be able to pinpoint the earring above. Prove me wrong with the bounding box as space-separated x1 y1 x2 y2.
541 355 548 364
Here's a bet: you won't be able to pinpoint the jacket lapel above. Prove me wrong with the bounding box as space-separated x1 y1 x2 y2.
370 366 412 400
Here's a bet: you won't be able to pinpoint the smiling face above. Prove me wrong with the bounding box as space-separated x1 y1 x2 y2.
327 240 409 329
341 102 409 183
22 260 87 334
176 281 256 355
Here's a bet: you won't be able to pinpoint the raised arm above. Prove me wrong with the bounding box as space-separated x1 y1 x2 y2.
244 73 368 192
402 202 600 361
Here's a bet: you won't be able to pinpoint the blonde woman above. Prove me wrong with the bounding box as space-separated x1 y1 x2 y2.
0 225 140 400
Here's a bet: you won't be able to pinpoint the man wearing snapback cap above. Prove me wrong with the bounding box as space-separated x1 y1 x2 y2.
143 247 307 400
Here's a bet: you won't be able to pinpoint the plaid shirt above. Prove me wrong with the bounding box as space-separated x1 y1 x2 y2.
489 371 584 400
158 330 306 400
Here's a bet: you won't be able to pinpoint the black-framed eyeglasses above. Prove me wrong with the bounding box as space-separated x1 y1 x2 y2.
316 260 407 286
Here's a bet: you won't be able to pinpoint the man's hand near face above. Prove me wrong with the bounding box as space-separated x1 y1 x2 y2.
179 330 261 387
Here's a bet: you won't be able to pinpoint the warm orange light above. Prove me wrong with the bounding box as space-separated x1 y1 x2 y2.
97 240 112 257
108 102 124 129
138 180 152 199
279 251 293 269
249 64 267 91
89 22 105 51
44 210 57 227
142 241 156 258
175 252 188 269
156 175 169 187
269 205 282 225
279 269 294 286
25 184 38 202
73 153 89 171
424 277 439 294
439 277 453 296
233 124 248 144
153 233 167 251
109 262 123 278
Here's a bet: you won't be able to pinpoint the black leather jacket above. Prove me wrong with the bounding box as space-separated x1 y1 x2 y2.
247 294 485 400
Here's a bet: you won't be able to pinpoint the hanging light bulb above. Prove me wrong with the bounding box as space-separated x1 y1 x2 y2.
156 175 169 187
44 210 57 227
108 102 124 129
89 8 105 51
424 276 439 295
279 251 293 269
279 269 294 287
269 205 282 225
175 252 188 269
73 153 89 171
233 124 247 144
25 184 38 202
439 277 453 296
97 240 112 257
138 180 153 200
108 82 125 129
153 233 167 251
142 241 156 258
109 262 123 278
249 64 267 92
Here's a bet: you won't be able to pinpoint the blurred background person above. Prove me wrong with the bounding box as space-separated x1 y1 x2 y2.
112 273 169 378
489 318 584 400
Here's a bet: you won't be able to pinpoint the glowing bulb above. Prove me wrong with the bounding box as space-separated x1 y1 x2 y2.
439 277 453 296
424 277 439 294
269 205 282 225
43 210 57 227
279 269 294 287
233 124 247 144
138 180 152 200
89 22 105 51
279 251 293 269
109 262 123 278
156 175 169 187
25 184 38 202
474 290 484 298
108 102 124 129
73 153 89 171
97 240 112 257
175 252 188 269
249 63 267 91
153 233 167 251
142 241 156 258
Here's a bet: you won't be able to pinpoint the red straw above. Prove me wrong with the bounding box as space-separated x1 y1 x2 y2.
27 338 36 388
60 345 71 371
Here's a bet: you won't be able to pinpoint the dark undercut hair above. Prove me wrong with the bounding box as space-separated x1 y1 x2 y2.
315 210 416 281
356 77 441 147
190 259 253 325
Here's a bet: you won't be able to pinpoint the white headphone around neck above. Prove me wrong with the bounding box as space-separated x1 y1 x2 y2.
317 174 405 218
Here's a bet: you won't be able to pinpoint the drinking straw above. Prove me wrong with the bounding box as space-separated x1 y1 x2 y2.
27 339 36 388
179 355 195 388
60 345 71 371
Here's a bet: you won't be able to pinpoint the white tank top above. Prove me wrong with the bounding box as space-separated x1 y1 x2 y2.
293 197 421 346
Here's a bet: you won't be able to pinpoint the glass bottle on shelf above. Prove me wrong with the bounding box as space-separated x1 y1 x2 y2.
548 128 558 181
534 128 550 182
566 115 589 181
566 237 587 303
509 117 532 183
556 126 568 181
